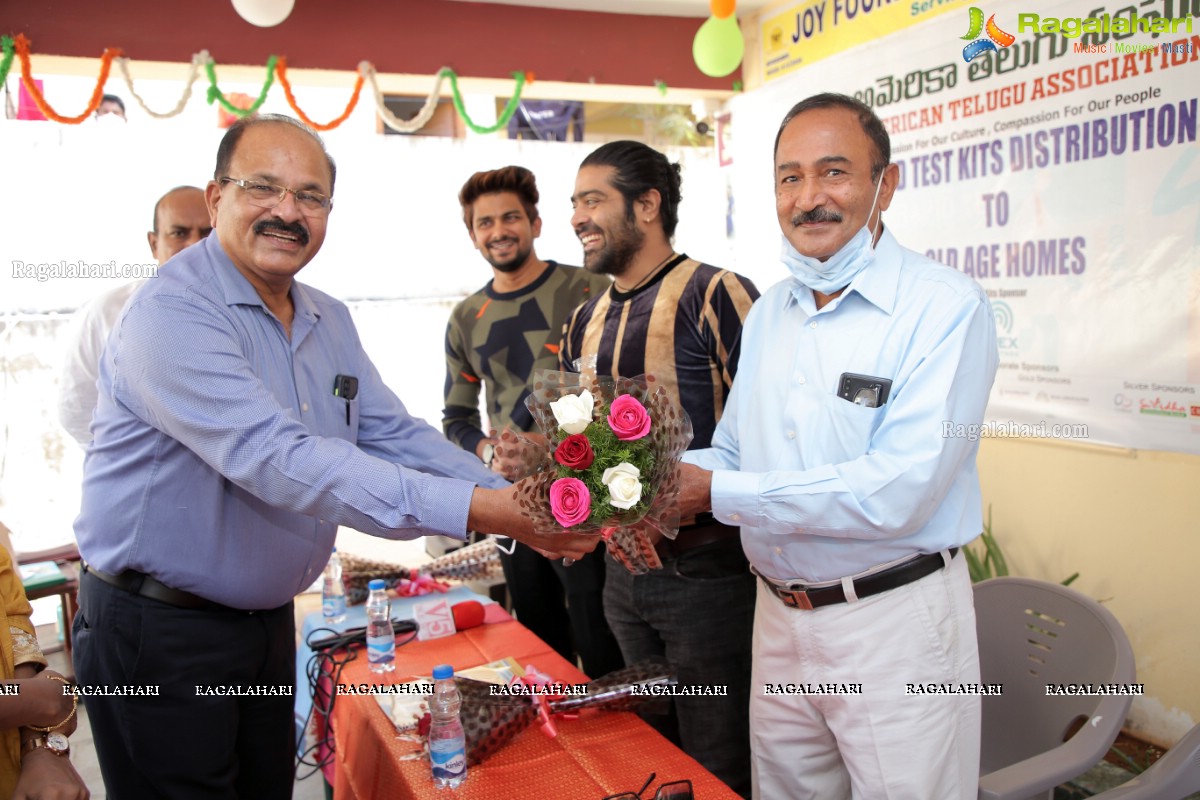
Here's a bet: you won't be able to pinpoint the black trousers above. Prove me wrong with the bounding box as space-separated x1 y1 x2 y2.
500 541 625 678
72 571 295 799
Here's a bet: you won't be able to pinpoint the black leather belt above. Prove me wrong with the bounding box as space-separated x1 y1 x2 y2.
654 513 740 561
81 562 264 614
761 548 959 610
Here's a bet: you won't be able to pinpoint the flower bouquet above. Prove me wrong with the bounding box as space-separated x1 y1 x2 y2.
452 661 676 765
382 661 678 766
336 539 502 604
514 370 693 574
337 552 411 605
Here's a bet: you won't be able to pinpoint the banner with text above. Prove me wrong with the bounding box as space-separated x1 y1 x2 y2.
732 0 1200 454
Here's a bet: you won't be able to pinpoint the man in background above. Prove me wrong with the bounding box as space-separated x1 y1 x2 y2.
562 140 760 797
57 185 211 447
95 94 125 120
443 165 622 678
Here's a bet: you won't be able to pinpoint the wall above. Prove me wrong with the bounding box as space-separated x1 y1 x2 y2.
979 439 1200 747
0 67 735 556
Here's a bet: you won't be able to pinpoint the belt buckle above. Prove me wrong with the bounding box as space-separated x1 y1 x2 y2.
778 586 814 610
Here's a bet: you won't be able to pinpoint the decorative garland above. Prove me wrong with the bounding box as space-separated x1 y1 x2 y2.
13 34 122 124
117 50 207 119
275 55 363 131
0 36 13 89
442 68 528 135
364 63 449 134
205 55 277 117
4 34 538 134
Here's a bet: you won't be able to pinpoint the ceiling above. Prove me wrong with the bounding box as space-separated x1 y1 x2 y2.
21 0 756 90
444 0 774 17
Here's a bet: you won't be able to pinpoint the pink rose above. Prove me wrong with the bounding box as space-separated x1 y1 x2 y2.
554 434 595 470
549 478 591 528
607 395 651 441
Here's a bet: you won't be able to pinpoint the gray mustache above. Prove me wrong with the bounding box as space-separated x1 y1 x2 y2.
791 208 843 226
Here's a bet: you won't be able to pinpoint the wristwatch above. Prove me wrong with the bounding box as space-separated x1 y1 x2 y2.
22 732 70 757
481 443 495 468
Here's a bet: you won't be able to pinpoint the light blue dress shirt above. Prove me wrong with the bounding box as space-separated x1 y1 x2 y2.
76 233 506 609
684 229 998 582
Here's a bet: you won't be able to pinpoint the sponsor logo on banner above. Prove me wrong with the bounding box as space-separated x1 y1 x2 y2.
990 300 1018 351
1113 394 1134 413
1192 405 1200 417
1138 397 1188 418
961 7 1015 62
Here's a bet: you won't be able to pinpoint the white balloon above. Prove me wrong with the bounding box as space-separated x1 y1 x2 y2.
231 0 295 27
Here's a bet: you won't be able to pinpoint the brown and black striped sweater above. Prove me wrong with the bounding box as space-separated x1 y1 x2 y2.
559 255 759 450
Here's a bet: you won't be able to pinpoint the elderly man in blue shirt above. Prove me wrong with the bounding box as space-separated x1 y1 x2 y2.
72 114 598 799
680 93 999 799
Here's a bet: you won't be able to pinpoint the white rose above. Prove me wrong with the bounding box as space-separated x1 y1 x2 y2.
550 390 595 435
602 462 643 510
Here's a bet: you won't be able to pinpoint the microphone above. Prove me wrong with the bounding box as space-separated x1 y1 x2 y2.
450 600 485 631
308 617 417 652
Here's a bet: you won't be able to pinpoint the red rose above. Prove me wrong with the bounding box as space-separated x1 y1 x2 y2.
554 434 595 470
607 395 651 441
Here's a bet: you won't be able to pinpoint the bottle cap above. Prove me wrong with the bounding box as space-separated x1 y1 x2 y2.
368 579 386 590
432 664 454 680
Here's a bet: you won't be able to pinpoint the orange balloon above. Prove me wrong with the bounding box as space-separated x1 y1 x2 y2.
711 0 736 19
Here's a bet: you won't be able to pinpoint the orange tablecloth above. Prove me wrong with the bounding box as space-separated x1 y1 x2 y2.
330 619 740 799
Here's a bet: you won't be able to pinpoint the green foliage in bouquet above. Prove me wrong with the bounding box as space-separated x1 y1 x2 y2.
553 408 657 527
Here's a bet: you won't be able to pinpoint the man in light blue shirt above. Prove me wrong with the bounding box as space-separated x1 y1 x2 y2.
72 114 598 799
680 94 998 798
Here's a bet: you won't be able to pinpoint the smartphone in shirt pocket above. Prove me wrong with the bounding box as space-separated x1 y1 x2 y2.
837 372 892 409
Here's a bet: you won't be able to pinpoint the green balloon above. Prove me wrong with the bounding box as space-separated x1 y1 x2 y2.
692 14 745 78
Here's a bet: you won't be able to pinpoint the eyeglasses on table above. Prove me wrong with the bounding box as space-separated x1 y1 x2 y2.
602 772 694 800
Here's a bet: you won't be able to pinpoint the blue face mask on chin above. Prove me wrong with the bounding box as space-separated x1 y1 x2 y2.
780 175 885 295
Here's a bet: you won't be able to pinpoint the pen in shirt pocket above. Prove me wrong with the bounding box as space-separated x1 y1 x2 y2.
333 374 359 425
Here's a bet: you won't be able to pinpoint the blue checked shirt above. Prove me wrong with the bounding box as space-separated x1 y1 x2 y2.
76 233 506 609
684 229 998 583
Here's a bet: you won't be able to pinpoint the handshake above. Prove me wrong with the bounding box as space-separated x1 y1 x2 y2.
465 373 715 567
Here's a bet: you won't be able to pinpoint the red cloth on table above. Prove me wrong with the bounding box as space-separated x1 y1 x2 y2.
329 619 740 799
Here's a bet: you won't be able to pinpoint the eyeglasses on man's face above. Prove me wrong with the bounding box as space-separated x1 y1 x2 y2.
219 177 333 213
602 773 693 800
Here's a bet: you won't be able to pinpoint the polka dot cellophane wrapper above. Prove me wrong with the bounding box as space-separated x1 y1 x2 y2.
455 661 676 765
512 370 694 575
338 552 410 604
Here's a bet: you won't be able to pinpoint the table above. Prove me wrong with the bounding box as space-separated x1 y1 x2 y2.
20 559 79 662
295 585 488 752
326 617 741 799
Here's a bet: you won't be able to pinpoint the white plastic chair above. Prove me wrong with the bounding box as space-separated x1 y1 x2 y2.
974 577 1136 800
1090 722 1200 799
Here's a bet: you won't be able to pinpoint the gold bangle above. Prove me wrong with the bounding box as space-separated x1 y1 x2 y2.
27 674 77 733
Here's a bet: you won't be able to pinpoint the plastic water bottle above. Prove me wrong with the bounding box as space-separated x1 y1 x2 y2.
429 664 467 788
365 579 395 674
322 547 347 624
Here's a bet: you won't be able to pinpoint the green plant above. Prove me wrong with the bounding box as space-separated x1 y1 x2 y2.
1107 737 1163 775
965 505 1079 586
965 505 1008 582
